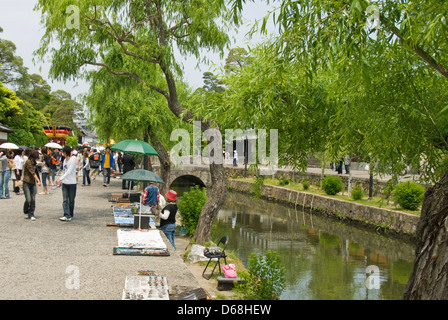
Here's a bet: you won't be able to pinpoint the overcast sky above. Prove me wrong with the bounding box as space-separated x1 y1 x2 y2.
0 0 277 102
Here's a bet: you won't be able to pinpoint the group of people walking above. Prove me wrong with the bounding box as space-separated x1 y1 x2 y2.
77 146 134 188
1 144 179 250
0 145 126 221
0 145 77 221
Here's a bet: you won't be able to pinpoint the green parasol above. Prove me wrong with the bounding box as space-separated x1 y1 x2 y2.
111 139 158 156
119 169 164 230
120 169 164 184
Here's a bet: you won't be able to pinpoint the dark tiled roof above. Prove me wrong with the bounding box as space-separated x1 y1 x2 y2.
0 124 14 133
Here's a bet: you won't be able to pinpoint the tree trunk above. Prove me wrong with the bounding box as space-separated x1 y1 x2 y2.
403 170 448 299
193 162 228 244
148 126 170 195
156 152 170 196
159 56 228 244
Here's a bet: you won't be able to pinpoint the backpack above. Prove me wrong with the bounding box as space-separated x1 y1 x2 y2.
90 153 100 168
52 156 59 165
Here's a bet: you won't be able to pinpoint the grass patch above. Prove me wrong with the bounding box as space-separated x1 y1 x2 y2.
233 177 421 215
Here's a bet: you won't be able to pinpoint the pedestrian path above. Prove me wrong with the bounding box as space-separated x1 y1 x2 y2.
0 176 199 299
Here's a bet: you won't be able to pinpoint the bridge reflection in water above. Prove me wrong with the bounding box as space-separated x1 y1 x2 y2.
211 192 415 300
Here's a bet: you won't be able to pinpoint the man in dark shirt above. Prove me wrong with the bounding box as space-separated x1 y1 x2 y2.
121 153 135 190
89 149 100 181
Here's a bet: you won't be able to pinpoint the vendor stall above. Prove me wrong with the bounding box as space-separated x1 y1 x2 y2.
121 271 208 300
112 206 135 227
113 229 169 256
122 275 169 300
109 204 156 228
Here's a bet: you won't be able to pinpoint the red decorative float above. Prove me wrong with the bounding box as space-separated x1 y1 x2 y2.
43 125 72 146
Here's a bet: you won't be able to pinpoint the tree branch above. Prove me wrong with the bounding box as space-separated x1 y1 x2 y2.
84 14 159 64
85 0 208 129
404 68 448 150
380 15 448 81
84 60 169 100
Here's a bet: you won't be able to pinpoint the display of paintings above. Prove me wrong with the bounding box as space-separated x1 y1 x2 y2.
113 206 134 226
117 229 167 249
122 275 169 300
112 206 156 228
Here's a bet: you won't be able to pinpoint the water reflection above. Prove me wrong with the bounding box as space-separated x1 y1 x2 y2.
211 192 415 300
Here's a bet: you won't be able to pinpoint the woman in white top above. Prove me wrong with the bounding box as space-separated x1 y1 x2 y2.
13 150 24 194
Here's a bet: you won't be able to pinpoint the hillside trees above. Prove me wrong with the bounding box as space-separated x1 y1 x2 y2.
1 27 83 145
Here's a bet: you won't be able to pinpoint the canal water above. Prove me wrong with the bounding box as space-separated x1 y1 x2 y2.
209 192 416 300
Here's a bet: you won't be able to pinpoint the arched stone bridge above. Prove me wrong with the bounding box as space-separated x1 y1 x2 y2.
153 165 212 188
151 163 273 190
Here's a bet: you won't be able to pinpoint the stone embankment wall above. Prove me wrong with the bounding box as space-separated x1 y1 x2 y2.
225 167 388 196
228 179 419 241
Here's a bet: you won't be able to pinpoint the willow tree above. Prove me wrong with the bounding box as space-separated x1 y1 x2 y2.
35 0 242 244
201 44 337 172
235 0 448 299
84 60 193 194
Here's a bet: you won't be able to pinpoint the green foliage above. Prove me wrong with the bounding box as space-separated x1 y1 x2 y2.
3 91 48 147
0 82 23 122
84 62 189 147
393 182 426 211
250 174 264 198
302 179 310 190
8 128 34 146
1 31 84 142
351 185 364 200
0 32 29 87
43 90 82 133
65 136 78 148
384 178 396 198
235 251 285 300
34 0 236 86
223 0 448 184
205 45 337 171
278 176 289 186
32 132 48 147
224 47 253 73
17 74 51 111
322 175 343 196
178 186 208 235
202 72 225 93
384 176 399 204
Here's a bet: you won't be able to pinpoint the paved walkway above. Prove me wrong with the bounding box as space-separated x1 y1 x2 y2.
0 175 199 300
